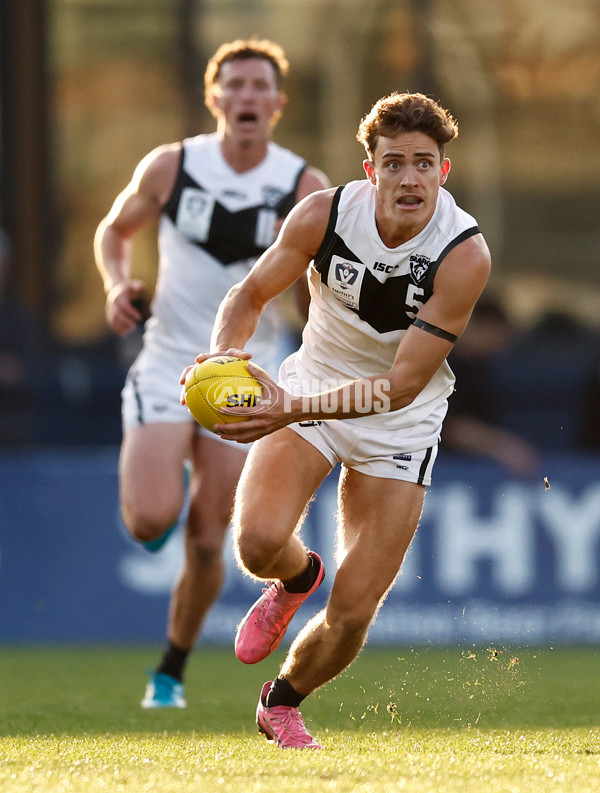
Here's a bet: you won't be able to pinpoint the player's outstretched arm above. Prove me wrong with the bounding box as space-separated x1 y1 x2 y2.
94 144 180 336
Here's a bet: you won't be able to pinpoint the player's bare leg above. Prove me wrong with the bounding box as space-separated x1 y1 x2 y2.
234 429 332 582
120 422 195 707
253 469 423 743
234 429 332 746
122 425 246 707
279 469 424 694
167 434 247 649
119 422 194 544
233 430 331 664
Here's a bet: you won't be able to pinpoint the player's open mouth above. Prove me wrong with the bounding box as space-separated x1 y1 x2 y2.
238 113 258 124
397 195 423 208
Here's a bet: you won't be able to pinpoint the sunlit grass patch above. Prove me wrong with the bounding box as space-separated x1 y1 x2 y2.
1 645 599 792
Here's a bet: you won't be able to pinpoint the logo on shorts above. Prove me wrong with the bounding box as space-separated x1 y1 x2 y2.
393 453 411 470
409 254 431 284
298 420 323 427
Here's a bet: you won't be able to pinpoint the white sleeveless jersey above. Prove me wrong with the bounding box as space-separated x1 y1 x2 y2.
137 133 307 376
280 179 480 432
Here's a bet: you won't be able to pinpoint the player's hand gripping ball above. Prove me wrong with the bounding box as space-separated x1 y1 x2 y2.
184 355 269 432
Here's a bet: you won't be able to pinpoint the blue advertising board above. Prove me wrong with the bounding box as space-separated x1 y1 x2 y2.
1 447 599 645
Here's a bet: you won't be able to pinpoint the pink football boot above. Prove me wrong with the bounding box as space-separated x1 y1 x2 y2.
256 681 322 749
235 552 325 664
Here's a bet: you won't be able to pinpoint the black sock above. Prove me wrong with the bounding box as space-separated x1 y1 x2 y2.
156 640 190 683
265 676 307 708
282 552 321 594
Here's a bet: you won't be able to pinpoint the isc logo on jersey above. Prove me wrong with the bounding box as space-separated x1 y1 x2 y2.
184 356 269 432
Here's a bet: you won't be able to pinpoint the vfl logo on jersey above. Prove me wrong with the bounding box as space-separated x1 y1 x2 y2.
336 262 359 288
176 187 216 242
262 186 285 208
327 256 366 310
409 254 431 285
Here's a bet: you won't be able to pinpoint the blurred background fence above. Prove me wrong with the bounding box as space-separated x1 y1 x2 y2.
0 0 599 644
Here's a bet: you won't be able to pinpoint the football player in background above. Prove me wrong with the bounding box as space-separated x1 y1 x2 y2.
94 38 329 708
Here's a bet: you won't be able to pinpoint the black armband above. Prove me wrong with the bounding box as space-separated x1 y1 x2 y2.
412 318 458 344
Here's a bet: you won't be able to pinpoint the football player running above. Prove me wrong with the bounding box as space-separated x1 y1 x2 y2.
183 92 491 747
94 39 329 709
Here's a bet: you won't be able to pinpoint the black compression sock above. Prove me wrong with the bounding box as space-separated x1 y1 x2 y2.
282 552 321 594
265 676 307 708
156 640 190 683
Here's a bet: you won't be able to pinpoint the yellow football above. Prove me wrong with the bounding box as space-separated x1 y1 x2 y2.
184 355 269 432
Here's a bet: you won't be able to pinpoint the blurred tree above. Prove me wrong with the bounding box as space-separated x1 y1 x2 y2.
0 0 56 334
178 0 210 135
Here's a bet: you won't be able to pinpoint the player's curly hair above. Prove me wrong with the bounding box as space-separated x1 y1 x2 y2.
204 38 289 103
356 92 459 160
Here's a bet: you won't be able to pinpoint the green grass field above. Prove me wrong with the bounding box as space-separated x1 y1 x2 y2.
1 644 600 792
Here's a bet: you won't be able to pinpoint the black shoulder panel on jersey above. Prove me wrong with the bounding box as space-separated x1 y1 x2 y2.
161 145 185 217
314 233 363 283
284 163 308 215
313 186 347 278
263 162 308 220
425 225 480 294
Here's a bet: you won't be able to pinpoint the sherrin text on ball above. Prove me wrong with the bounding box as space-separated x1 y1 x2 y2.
184 356 269 432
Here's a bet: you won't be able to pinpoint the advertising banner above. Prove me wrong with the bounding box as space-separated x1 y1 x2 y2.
1 448 599 645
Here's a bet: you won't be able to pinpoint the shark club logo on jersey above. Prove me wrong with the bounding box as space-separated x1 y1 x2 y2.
409 254 431 284
262 186 285 208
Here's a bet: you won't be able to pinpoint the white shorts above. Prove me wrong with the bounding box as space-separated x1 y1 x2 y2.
288 418 440 485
